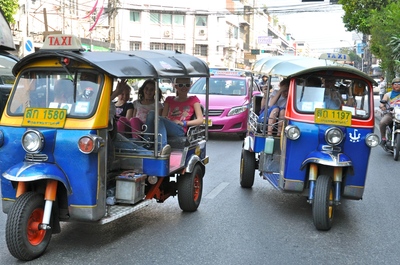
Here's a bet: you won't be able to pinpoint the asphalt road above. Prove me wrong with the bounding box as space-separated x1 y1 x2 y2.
1 101 400 264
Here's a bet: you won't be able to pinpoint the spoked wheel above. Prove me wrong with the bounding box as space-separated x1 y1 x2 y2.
312 175 334 231
393 134 400 161
240 149 255 188
6 192 52 261
178 164 203 212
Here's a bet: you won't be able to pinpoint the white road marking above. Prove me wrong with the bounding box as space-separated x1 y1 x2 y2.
204 182 229 199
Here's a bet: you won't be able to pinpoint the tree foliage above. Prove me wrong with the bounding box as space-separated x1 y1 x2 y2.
369 2 400 79
340 0 392 35
0 0 18 24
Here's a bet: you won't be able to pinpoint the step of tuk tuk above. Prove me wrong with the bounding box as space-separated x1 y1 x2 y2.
262 172 280 190
98 200 152 224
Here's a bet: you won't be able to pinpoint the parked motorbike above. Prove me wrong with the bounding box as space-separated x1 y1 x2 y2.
380 100 400 160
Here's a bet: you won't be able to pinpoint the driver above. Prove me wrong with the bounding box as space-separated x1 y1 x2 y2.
379 77 400 147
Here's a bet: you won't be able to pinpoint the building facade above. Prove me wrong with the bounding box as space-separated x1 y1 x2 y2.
13 0 297 68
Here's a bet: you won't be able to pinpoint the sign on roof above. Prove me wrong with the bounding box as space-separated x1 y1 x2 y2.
41 34 84 51
319 53 349 61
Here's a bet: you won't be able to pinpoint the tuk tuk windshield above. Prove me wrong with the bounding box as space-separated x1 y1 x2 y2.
294 75 371 119
8 70 102 118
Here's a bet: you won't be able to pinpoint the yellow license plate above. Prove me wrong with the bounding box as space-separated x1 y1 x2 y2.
22 108 67 128
314 108 352 126
203 118 212 126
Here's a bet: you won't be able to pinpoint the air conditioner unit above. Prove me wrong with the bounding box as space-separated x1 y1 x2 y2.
199 29 206 36
164 31 170 37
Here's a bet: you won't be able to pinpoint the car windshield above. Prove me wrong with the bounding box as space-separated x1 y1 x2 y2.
190 77 247 96
8 70 102 118
294 75 371 119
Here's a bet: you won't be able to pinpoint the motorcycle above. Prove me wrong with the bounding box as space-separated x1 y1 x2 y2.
380 100 400 160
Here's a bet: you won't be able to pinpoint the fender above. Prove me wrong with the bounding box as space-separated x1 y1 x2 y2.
186 155 202 173
300 151 352 170
2 162 72 194
243 135 254 151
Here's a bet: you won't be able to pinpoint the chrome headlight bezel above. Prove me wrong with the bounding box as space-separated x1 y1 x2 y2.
227 106 247 116
365 133 379 147
22 130 44 153
325 127 343 146
284 125 300 140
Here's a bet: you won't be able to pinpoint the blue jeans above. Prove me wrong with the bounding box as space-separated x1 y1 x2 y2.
145 111 185 148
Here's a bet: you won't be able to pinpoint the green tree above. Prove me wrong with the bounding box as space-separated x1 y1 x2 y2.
340 0 392 35
0 0 19 24
369 2 400 79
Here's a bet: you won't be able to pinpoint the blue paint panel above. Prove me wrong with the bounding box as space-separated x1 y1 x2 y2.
0 127 99 206
254 136 265 153
283 121 373 189
143 158 169 176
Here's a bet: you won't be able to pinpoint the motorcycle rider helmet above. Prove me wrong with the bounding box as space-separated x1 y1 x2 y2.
391 77 400 84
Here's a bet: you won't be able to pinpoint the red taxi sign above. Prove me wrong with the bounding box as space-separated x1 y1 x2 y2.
42 34 84 51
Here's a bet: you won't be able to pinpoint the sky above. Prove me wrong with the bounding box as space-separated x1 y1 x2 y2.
260 0 360 52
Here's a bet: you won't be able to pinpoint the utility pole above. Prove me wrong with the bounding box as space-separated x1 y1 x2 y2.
108 0 117 50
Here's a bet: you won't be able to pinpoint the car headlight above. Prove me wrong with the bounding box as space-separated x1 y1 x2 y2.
228 106 247 116
365 133 379 147
325 127 343 146
22 130 44 153
284 125 300 140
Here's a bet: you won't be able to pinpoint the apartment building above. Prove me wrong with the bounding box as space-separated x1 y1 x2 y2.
13 0 295 68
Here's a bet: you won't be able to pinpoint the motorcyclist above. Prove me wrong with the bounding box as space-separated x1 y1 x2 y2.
379 77 400 147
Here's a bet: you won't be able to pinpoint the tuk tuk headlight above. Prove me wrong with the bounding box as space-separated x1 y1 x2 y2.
22 130 44 153
285 125 300 140
228 106 247 116
325 127 343 146
365 133 379 147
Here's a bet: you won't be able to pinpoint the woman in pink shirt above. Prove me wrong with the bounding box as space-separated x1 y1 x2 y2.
145 77 203 149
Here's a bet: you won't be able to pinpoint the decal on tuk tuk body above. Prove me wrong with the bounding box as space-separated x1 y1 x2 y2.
22 108 67 128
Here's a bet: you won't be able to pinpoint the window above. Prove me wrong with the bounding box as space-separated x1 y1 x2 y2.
195 44 208 56
150 43 162 50
130 11 140 22
150 12 160 24
129 41 141 51
174 44 185 53
150 43 185 53
174 15 184 25
162 14 172 25
196 16 207 26
9 70 102 117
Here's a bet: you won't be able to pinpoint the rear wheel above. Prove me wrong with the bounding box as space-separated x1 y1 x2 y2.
178 164 203 212
6 192 52 261
240 149 255 188
394 134 400 161
312 175 334 231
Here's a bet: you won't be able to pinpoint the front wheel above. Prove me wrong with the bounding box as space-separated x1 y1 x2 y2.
240 149 255 188
394 134 400 161
178 164 203 212
312 175 334 231
6 192 52 261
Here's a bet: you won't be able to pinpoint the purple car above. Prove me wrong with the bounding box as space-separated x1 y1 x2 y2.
190 71 261 139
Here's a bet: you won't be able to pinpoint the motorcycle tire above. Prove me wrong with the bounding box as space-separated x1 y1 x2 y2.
394 134 400 161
